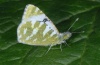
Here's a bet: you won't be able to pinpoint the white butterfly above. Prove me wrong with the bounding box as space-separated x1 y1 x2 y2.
17 4 80 52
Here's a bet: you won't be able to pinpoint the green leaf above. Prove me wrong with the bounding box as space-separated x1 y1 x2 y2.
0 0 100 65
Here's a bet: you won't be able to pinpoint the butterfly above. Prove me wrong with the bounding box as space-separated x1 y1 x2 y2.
17 4 80 52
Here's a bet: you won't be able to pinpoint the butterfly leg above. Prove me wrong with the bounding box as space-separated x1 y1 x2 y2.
60 43 62 51
64 41 70 47
45 44 53 55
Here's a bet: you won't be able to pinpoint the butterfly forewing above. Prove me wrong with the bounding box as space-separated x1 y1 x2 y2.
17 4 60 46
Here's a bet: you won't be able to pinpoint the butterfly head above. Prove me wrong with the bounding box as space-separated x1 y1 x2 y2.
60 32 72 41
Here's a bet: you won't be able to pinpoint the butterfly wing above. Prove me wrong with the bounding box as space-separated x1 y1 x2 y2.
17 4 60 46
22 4 59 33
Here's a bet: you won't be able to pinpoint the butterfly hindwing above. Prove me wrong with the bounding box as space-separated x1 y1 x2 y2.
17 4 60 46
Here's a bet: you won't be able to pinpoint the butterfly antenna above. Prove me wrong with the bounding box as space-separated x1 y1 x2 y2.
67 18 79 31
72 31 85 33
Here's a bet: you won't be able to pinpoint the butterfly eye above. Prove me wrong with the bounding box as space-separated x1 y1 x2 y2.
43 18 48 22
